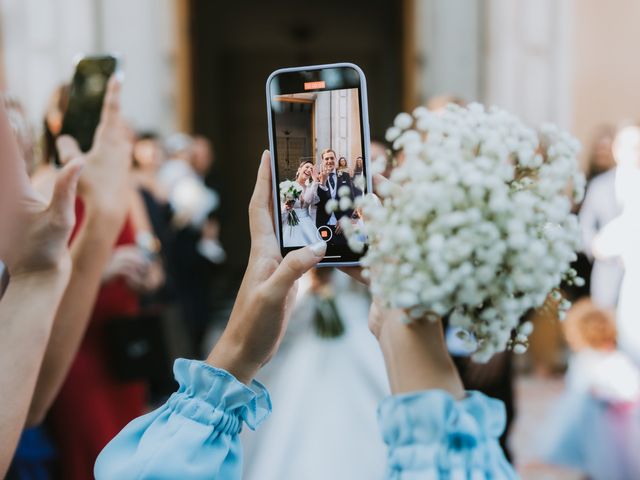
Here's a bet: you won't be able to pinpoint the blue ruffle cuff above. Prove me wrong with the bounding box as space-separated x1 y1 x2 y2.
168 358 272 433
378 390 516 478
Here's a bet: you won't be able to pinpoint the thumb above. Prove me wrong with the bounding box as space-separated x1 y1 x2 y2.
56 135 82 165
48 157 84 227
264 241 327 300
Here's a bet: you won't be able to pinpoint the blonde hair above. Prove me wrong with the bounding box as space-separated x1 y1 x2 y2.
563 298 617 352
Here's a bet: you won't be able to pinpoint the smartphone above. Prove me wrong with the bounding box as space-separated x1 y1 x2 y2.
60 54 119 153
266 63 372 267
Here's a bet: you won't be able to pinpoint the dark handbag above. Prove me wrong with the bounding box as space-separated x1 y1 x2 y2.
104 312 172 383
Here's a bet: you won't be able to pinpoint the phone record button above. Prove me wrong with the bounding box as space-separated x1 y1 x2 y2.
317 226 333 242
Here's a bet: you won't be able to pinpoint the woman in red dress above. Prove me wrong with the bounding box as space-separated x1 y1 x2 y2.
46 200 149 479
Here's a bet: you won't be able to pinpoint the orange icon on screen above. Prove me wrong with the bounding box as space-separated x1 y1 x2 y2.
304 80 326 90
317 226 333 242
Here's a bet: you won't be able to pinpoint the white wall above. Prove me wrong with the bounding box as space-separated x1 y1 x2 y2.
415 0 482 104
483 0 572 128
0 0 177 134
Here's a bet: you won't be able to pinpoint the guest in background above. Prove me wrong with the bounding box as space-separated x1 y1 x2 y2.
159 134 223 355
132 132 170 249
351 156 365 195
243 269 388 480
580 125 628 310
29 79 156 480
592 124 640 364
586 125 616 181
541 299 640 479
337 156 348 174
564 125 615 303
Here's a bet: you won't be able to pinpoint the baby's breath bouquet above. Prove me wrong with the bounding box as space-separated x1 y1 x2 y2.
279 180 303 226
339 103 586 362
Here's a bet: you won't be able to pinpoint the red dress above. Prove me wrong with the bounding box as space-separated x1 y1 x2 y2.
48 200 146 479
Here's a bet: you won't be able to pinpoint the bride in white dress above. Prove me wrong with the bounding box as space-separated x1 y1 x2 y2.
592 125 640 364
241 269 389 480
282 161 321 247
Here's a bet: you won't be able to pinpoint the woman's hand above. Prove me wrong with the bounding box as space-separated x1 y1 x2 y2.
102 246 164 293
207 151 326 384
56 77 132 225
0 104 83 278
369 302 465 398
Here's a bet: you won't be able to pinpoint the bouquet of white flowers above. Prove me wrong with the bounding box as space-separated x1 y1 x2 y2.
339 103 586 362
280 180 304 226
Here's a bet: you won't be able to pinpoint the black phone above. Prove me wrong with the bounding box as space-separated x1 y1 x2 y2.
266 63 372 267
60 54 119 153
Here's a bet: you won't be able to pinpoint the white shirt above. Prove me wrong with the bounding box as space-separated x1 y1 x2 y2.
319 170 338 225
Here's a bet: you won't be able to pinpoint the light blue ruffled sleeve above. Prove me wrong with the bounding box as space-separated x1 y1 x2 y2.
378 390 518 479
94 358 271 480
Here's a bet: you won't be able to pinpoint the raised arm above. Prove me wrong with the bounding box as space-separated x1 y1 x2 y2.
0 104 82 476
369 303 517 479
95 151 326 479
26 78 134 425
302 181 320 206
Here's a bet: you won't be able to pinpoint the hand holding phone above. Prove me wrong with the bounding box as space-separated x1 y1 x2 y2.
60 55 119 153
266 63 372 267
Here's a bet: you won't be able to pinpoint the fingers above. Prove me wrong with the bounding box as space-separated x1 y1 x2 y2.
0 104 31 196
92 76 126 148
99 76 122 128
249 150 276 238
56 135 82 164
263 241 326 300
48 157 84 228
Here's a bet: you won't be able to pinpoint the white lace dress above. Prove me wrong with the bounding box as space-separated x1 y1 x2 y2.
282 182 321 247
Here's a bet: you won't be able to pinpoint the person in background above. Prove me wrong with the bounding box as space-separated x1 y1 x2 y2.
586 125 616 181
337 156 348 174
25 79 158 480
564 127 615 304
190 135 225 265
540 299 640 479
159 133 223 355
591 124 640 364
242 268 388 480
351 155 365 195
132 132 171 250
579 125 625 310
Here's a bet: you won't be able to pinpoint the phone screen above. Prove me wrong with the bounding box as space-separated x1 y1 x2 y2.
60 55 118 152
267 65 370 265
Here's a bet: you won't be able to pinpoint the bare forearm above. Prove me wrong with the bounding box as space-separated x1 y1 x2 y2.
27 209 124 425
0 269 69 475
379 313 465 399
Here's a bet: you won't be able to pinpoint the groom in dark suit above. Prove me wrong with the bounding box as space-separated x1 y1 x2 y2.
315 148 355 244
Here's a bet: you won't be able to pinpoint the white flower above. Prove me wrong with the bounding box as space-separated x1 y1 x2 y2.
344 102 583 362
513 344 528 354
325 199 338 214
394 112 413 129
338 185 352 197
385 126 402 142
339 196 352 211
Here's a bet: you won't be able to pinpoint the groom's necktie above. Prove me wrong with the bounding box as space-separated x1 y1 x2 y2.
329 173 336 190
